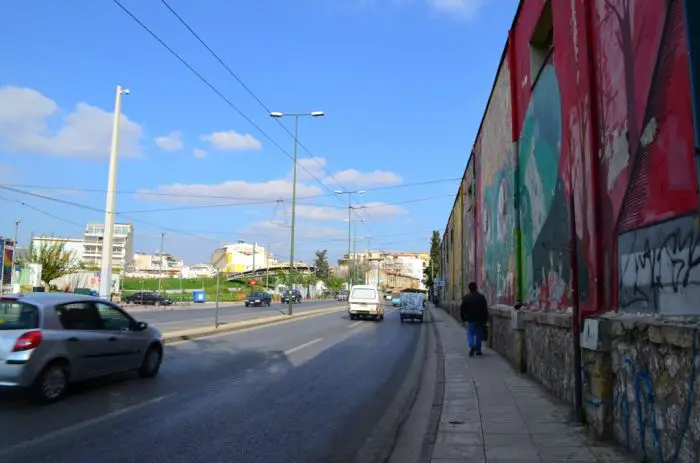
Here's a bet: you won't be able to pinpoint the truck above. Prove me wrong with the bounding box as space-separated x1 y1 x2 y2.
399 289 425 323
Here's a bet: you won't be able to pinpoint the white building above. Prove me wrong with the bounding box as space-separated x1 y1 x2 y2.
211 241 276 273
180 263 216 279
82 222 134 270
130 252 184 277
31 236 85 266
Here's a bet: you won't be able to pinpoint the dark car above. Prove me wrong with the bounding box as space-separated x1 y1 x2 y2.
123 292 173 306
245 291 271 307
281 289 302 304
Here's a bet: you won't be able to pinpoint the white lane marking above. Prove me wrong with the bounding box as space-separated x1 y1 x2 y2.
0 393 176 457
349 321 363 328
166 308 345 346
284 338 323 355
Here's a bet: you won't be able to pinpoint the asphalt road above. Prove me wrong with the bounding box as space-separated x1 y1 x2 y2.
0 304 424 463
129 299 341 333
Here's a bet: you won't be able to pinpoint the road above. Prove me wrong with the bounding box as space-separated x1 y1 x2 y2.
128 299 340 333
0 304 425 463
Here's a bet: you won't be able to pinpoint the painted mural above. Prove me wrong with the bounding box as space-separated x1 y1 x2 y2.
594 0 699 314
477 62 516 306
517 61 572 310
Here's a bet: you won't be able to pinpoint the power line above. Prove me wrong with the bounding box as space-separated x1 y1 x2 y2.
0 177 460 200
111 0 375 237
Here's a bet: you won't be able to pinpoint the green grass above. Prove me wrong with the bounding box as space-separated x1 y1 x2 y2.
122 277 250 302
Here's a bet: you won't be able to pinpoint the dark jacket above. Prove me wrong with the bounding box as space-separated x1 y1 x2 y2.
459 291 489 323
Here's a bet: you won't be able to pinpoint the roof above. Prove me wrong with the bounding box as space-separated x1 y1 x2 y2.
1 292 103 306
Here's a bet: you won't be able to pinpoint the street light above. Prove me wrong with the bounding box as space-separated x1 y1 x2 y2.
269 110 325 316
335 190 366 290
99 85 130 300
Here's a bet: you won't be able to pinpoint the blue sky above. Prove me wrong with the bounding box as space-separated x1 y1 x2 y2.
0 0 518 264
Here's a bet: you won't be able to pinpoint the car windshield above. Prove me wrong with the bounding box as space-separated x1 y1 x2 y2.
351 288 377 300
0 300 39 330
392 293 400 298
250 292 263 297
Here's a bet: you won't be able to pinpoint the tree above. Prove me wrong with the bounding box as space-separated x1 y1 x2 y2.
21 239 83 286
424 230 441 286
312 249 330 280
324 274 345 292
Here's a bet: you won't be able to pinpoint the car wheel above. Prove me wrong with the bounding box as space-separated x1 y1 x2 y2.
155 301 161 307
138 344 163 378
380 314 384 321
32 361 69 405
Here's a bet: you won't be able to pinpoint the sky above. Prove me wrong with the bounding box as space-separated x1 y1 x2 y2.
0 0 519 265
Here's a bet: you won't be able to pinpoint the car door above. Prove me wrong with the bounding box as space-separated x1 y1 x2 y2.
54 302 113 380
95 302 145 371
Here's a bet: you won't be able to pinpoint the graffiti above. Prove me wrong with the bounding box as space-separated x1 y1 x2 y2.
618 214 700 314
612 332 698 462
477 61 516 306
463 165 476 290
517 62 571 310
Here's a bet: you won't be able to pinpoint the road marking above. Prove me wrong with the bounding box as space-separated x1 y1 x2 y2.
284 338 323 355
0 393 176 457
349 321 363 328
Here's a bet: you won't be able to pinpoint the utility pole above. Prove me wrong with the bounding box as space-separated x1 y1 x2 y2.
99 85 129 300
157 232 165 293
353 222 357 284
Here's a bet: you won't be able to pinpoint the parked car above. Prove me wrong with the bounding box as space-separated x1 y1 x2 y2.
245 292 271 307
337 290 349 302
0 293 164 404
123 292 173 306
281 289 302 304
391 293 401 306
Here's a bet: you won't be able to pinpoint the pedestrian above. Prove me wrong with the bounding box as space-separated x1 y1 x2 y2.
459 282 489 357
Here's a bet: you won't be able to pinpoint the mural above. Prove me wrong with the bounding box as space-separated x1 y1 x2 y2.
440 0 699 316
594 0 699 314
462 161 476 290
517 62 572 310
477 63 517 306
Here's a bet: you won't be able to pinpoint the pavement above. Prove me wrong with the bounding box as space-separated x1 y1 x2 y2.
127 299 339 333
417 304 636 463
0 303 425 463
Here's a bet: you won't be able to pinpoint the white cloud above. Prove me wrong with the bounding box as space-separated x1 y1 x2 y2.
136 179 322 205
240 221 346 245
201 130 262 151
288 157 327 181
295 202 408 222
426 0 483 20
193 148 207 159
155 131 183 151
324 169 402 186
0 86 143 158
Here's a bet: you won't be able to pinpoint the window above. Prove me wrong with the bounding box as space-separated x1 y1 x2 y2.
351 288 377 300
96 303 133 331
529 0 554 87
56 302 103 330
0 301 39 330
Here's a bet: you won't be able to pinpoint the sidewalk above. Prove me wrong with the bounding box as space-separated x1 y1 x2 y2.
427 306 635 463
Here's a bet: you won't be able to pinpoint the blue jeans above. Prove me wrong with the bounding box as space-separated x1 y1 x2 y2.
467 322 484 353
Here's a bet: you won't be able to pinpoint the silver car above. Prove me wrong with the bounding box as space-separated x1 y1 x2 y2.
0 293 164 404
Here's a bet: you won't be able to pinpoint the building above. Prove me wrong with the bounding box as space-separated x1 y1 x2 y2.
211 241 275 273
436 0 700 317
31 236 85 266
180 263 216 279
130 252 184 278
81 223 134 270
339 251 428 290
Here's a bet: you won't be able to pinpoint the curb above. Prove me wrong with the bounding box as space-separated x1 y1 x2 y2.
418 305 446 463
161 306 346 344
353 310 430 463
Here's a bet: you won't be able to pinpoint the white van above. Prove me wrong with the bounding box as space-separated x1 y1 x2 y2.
348 285 384 321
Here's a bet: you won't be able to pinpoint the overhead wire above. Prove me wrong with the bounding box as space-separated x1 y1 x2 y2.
111 0 378 238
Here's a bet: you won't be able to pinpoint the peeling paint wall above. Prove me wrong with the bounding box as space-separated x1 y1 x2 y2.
440 0 699 315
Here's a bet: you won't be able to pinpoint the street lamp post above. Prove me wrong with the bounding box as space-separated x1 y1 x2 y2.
270 111 324 316
334 190 365 290
99 85 130 300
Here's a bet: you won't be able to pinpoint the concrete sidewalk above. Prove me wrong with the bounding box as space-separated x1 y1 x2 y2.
427 306 634 463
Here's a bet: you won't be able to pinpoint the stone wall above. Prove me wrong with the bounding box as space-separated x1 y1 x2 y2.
523 311 575 405
604 316 700 462
488 305 514 364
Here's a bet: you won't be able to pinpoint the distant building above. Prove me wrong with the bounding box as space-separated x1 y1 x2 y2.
82 222 134 270
129 252 184 278
339 251 428 290
211 241 276 273
180 263 216 279
31 236 85 266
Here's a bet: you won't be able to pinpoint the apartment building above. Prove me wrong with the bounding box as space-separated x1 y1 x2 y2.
211 241 276 273
82 223 134 270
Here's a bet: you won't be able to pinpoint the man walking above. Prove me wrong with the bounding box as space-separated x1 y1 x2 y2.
459 282 489 357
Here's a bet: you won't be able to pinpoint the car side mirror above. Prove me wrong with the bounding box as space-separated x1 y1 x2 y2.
135 321 148 331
